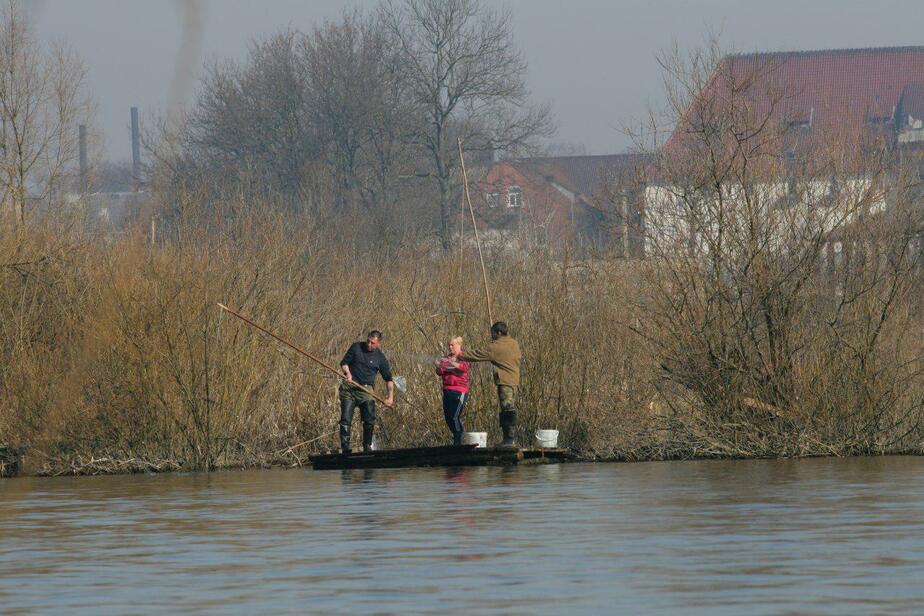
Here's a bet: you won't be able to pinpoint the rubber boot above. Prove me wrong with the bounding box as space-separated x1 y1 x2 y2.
362 423 375 453
339 424 351 454
500 424 516 448
499 411 517 449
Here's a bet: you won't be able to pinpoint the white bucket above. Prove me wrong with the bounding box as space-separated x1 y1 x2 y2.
461 432 487 448
534 429 559 448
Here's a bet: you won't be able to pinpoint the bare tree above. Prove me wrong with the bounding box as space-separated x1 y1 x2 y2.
0 0 93 223
379 0 553 250
180 2 551 241
186 32 318 201
633 39 924 456
185 16 418 221
300 11 416 213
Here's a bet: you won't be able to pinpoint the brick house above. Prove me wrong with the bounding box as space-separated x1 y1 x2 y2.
476 47 924 258
475 154 647 255
646 46 924 257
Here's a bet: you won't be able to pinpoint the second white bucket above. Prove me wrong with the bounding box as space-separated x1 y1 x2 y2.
461 432 487 448
534 429 559 448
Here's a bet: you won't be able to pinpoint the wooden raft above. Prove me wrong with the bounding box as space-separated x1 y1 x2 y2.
309 444 575 470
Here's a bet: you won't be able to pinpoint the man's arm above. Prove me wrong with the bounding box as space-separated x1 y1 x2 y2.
460 347 493 363
341 343 356 380
379 354 394 382
378 354 394 406
385 380 394 407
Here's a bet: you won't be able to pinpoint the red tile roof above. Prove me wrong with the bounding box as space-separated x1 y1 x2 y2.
512 154 646 203
666 46 924 153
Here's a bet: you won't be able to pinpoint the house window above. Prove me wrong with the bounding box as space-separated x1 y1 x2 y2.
774 179 799 210
786 108 813 131
485 191 500 208
866 116 892 127
818 175 841 208
507 186 523 208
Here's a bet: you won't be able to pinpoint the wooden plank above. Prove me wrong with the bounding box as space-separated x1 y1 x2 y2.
313 455 513 470
309 445 574 471
519 448 577 464
312 446 492 470
310 444 477 464
312 450 518 470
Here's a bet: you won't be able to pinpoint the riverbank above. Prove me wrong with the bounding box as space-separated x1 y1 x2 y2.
4 204 924 475
5 443 924 478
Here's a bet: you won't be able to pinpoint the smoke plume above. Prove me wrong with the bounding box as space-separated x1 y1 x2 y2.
168 0 207 119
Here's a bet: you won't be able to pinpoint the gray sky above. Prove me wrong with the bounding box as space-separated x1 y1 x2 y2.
33 0 924 161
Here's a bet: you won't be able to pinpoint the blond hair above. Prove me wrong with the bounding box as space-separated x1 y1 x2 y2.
450 335 463 348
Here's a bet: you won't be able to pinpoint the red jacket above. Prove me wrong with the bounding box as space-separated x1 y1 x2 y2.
436 356 469 393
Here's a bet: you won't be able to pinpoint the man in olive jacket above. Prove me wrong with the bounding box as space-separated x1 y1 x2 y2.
461 321 522 447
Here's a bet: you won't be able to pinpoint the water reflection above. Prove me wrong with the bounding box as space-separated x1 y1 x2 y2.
2 458 924 613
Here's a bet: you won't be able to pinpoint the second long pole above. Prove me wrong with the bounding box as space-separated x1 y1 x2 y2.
458 138 494 329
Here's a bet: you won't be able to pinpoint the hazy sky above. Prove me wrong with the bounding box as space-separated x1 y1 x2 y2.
33 0 924 161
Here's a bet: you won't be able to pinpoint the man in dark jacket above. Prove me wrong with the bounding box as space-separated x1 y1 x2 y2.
461 321 522 447
339 330 394 453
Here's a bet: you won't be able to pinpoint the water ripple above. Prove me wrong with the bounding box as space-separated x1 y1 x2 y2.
2 457 924 614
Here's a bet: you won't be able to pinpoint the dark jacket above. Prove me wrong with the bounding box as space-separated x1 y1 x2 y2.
340 342 393 386
461 335 521 386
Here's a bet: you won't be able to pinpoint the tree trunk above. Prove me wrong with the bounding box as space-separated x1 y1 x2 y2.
438 176 452 251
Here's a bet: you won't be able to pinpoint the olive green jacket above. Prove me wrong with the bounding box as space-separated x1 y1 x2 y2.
461 335 521 386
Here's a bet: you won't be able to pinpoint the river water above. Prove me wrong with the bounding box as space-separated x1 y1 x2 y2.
2 456 924 614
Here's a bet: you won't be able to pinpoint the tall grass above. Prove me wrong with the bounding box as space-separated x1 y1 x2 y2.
2 188 923 475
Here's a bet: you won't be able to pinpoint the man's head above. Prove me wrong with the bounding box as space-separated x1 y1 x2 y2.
366 330 383 351
490 321 508 340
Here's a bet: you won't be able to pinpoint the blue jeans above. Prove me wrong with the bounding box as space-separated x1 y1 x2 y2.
442 390 467 445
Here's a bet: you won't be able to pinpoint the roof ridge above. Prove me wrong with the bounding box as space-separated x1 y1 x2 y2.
516 153 641 163
729 45 924 61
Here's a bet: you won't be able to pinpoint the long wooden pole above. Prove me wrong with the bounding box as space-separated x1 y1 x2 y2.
458 151 466 319
217 303 391 407
457 138 494 328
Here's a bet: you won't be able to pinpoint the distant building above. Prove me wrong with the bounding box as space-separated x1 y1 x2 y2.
647 46 924 259
663 46 924 155
64 191 150 231
476 154 647 255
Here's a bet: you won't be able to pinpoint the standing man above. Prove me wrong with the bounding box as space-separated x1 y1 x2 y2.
461 321 522 448
339 330 394 454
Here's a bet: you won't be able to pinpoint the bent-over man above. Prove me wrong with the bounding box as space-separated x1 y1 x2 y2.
461 321 521 447
339 330 394 453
